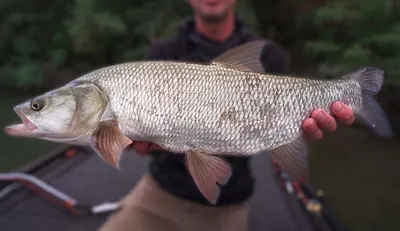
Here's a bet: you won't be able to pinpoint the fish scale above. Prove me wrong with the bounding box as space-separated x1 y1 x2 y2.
5 40 393 205
74 60 362 155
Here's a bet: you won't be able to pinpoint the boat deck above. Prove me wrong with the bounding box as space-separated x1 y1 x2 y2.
0 146 344 231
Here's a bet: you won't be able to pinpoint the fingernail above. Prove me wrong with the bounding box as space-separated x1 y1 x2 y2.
315 111 324 120
333 103 343 113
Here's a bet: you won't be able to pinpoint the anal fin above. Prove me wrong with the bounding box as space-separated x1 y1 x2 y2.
271 136 309 183
90 120 132 169
185 151 232 205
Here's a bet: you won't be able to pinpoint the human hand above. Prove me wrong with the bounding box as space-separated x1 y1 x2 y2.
128 141 165 156
302 102 355 140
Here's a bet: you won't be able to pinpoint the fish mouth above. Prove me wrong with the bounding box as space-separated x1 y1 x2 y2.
4 106 37 137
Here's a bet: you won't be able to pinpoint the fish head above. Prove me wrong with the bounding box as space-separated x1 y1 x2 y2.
4 83 108 144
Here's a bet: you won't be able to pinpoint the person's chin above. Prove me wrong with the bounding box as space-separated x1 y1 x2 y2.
200 11 227 22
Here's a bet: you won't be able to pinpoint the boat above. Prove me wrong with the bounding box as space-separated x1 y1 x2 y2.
0 145 347 231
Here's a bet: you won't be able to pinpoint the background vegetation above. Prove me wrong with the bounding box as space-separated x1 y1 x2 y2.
0 0 399 231
2 0 400 89
0 0 256 91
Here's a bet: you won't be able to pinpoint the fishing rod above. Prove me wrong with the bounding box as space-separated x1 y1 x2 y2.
0 172 120 216
272 160 348 231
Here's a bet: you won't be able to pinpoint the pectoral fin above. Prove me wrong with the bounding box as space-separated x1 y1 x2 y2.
271 136 309 183
185 151 232 205
90 120 132 169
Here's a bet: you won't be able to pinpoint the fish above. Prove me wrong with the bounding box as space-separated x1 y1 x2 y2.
4 40 393 205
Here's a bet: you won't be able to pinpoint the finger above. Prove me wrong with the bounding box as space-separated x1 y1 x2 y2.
132 142 165 155
147 143 165 152
331 102 355 125
132 142 152 155
311 109 337 132
302 118 323 140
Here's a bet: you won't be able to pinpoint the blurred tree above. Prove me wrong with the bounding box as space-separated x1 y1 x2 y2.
250 0 400 84
2 0 399 89
0 0 72 90
0 0 257 91
304 0 400 82
66 0 257 64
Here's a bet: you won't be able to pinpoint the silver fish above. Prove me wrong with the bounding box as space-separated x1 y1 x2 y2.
4 40 393 204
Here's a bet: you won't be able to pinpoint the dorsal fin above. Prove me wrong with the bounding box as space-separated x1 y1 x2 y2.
212 40 267 73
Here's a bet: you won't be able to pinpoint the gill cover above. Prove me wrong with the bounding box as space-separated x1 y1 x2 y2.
8 83 108 145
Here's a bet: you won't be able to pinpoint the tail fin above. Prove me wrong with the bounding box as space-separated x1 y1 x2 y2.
348 67 393 138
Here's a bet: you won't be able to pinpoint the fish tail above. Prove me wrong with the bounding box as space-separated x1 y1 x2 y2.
347 67 393 138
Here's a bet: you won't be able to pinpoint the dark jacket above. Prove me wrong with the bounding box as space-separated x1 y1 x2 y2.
145 16 287 206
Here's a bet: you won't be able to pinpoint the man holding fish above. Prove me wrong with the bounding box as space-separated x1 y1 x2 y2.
91 1 358 231
6 0 377 231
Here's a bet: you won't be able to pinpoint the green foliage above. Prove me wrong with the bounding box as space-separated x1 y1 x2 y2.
0 0 72 90
0 0 258 91
66 0 257 64
305 0 400 82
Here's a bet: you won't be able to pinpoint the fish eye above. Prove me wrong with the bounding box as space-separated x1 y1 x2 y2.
30 98 46 111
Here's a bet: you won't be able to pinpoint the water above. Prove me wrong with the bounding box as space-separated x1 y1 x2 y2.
0 89 399 231
309 128 400 231
0 89 58 172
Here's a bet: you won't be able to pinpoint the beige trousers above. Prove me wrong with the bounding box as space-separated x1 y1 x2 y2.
98 174 249 231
